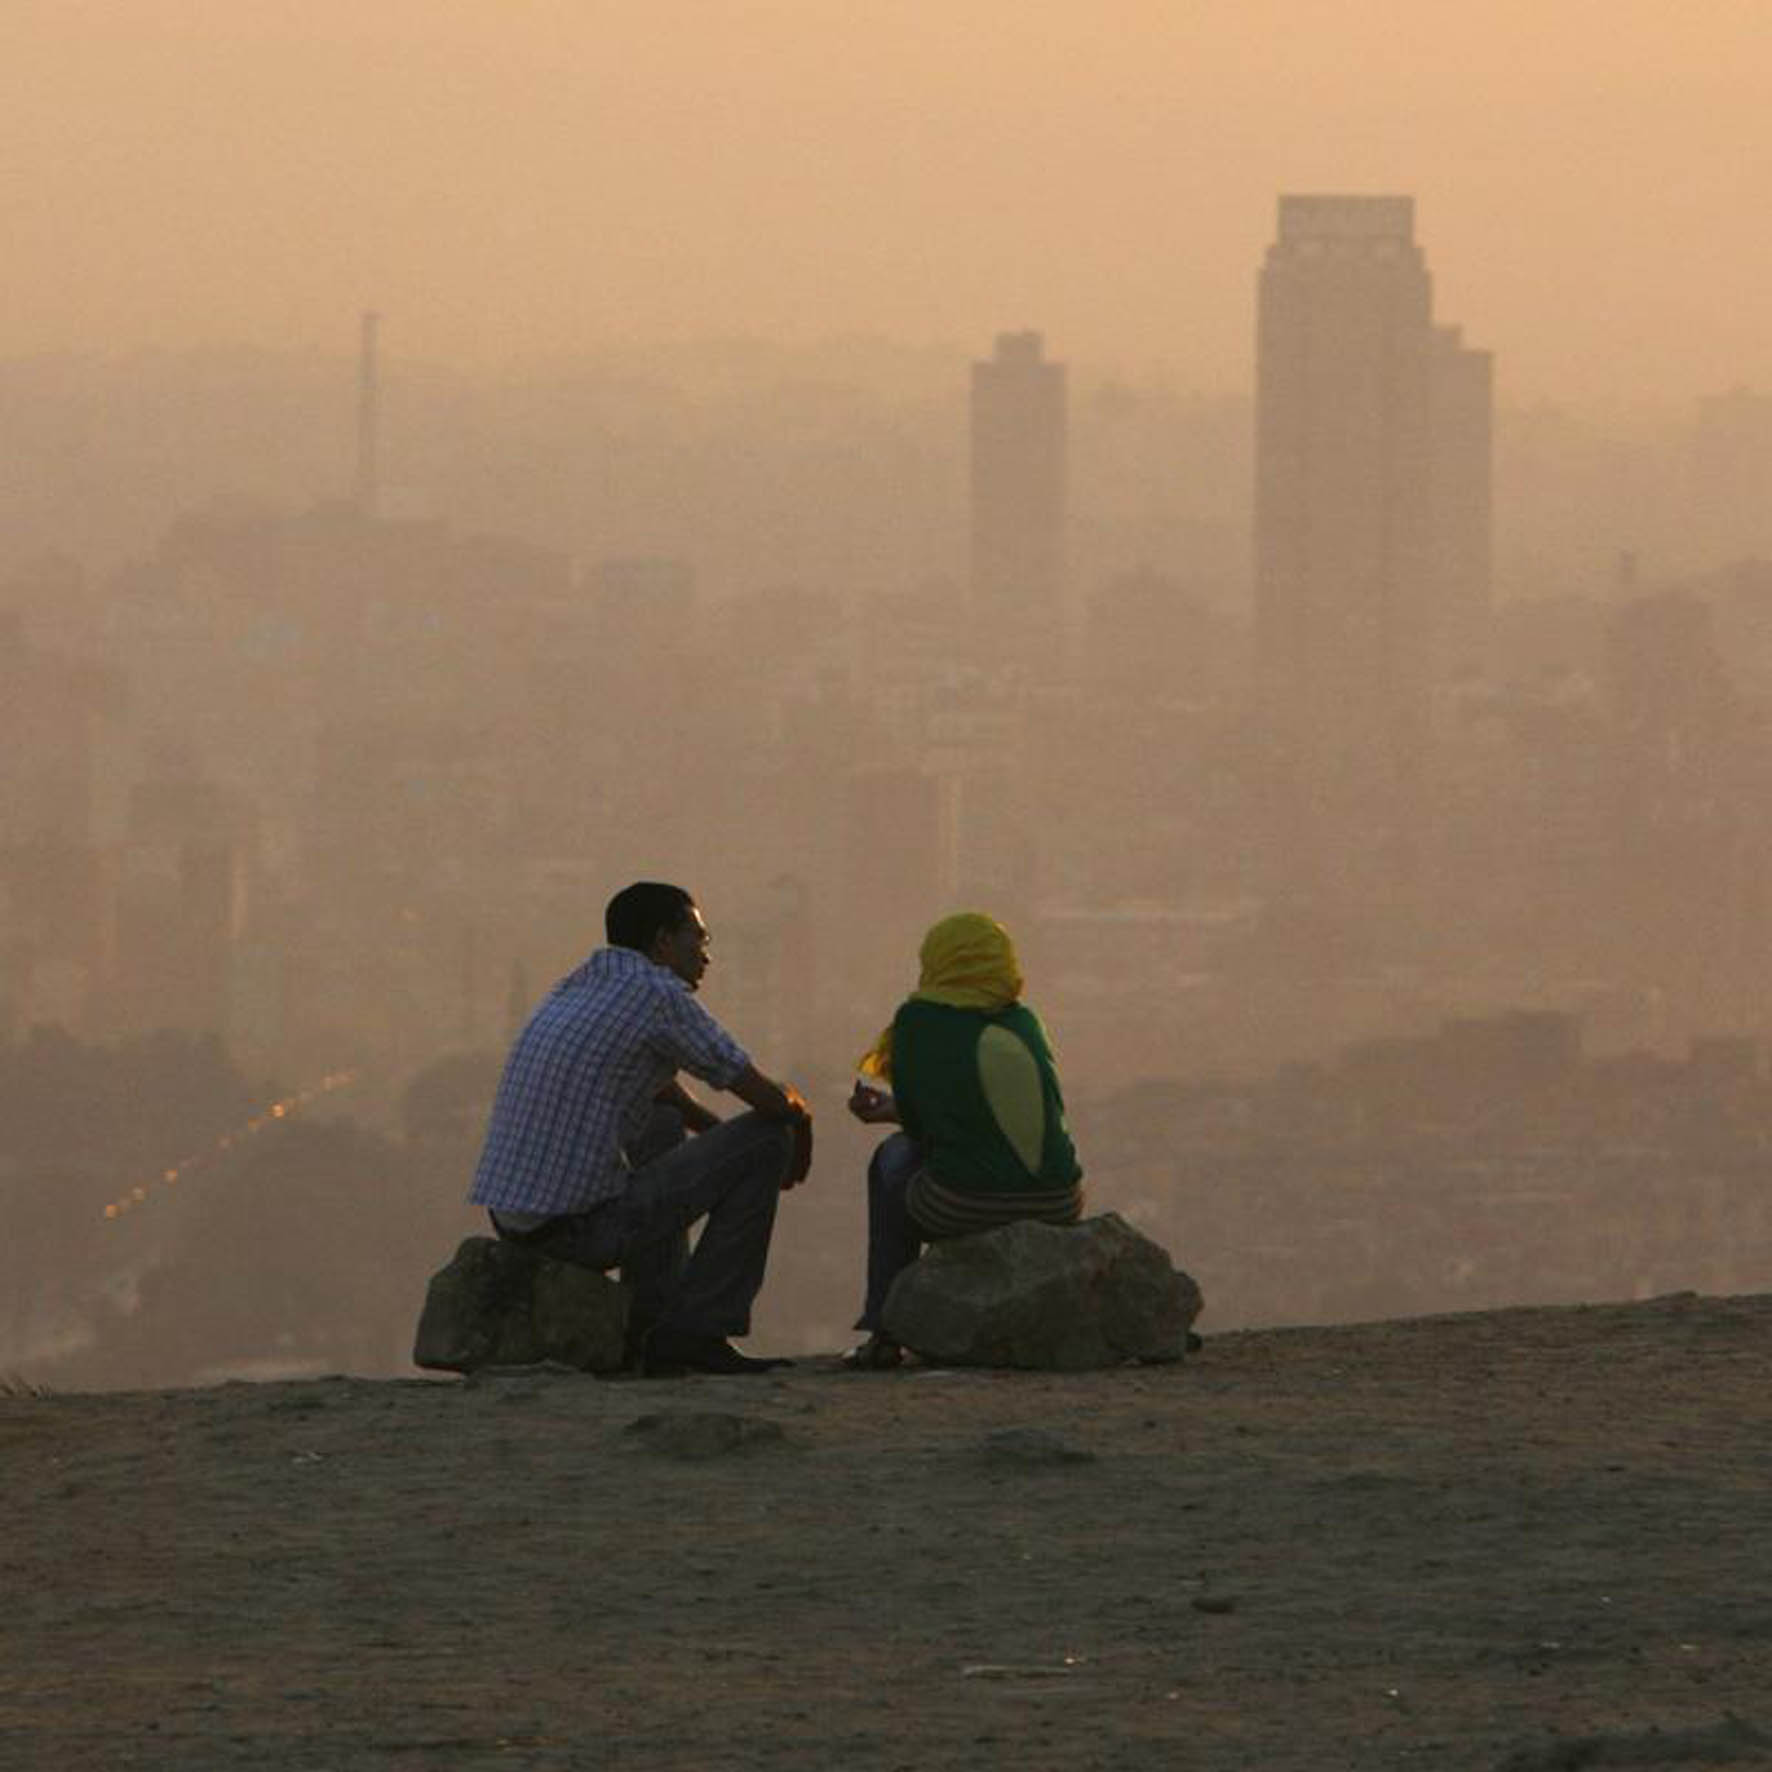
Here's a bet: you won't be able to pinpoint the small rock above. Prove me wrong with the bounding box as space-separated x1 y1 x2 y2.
265 1392 327 1414
980 1427 1096 1467
1497 1714 1771 1769
624 1412 786 1460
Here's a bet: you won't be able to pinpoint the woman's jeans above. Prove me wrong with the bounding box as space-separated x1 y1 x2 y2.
857 1132 927 1332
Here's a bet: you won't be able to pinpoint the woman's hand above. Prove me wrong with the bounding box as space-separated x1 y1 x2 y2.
847 1081 900 1125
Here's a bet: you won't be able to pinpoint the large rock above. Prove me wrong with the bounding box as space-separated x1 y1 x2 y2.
881 1212 1202 1371
413 1237 629 1374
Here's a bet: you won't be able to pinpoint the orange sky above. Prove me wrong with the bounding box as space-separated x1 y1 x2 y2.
5 1 1769 400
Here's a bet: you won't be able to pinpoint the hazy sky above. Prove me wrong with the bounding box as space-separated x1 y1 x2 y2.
6 2 1769 401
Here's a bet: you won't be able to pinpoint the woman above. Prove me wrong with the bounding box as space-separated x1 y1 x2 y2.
846 910 1083 1369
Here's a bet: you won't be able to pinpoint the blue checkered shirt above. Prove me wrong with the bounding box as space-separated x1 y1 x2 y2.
468 947 751 1217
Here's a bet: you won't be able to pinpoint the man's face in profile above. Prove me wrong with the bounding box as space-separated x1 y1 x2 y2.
653 905 712 991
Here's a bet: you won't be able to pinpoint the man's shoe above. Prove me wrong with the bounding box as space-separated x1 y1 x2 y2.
642 1327 794 1377
621 1322 655 1375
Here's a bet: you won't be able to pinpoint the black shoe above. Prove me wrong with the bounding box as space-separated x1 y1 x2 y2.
642 1328 794 1377
622 1314 657 1372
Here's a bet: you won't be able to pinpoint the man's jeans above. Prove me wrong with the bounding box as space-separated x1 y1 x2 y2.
856 1131 927 1333
495 1108 793 1340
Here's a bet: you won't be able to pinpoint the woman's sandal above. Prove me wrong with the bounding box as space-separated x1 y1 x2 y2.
841 1333 905 1372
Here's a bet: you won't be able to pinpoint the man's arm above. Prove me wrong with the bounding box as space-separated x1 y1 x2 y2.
656 1076 720 1135
726 1064 814 1186
726 1064 808 1121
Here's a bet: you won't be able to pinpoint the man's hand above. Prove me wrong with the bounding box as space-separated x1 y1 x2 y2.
775 1083 814 1187
783 1110 814 1188
729 1065 814 1188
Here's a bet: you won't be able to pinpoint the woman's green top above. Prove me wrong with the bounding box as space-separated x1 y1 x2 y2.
890 998 1082 1196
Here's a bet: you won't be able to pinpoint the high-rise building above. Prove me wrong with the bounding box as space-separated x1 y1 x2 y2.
1427 324 1495 672
970 332 1067 619
1691 387 1772 561
1254 195 1491 909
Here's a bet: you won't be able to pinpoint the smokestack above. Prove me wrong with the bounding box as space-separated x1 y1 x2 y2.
355 310 380 519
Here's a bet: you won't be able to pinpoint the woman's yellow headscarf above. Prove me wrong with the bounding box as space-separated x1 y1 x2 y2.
856 911 1024 1085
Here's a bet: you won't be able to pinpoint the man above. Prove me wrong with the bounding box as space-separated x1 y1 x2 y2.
469 881 812 1375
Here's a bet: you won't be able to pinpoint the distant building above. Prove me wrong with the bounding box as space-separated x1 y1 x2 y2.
589 556 696 626
111 774 254 1039
970 332 1068 620
1254 195 1492 912
0 619 128 1035
1427 325 1494 673
1690 387 1772 562
841 766 947 1013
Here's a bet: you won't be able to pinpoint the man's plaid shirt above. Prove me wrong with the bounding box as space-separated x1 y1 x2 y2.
469 947 751 1217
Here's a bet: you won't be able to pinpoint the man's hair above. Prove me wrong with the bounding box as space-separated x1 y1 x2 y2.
605 882 696 953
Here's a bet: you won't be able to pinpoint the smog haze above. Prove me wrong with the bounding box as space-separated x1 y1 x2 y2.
6 1 1771 399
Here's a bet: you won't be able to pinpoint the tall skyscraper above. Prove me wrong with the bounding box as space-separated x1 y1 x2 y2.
1427 323 1495 672
1254 195 1491 910
970 332 1067 616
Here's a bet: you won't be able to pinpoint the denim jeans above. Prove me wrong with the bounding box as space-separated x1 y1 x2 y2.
495 1106 794 1340
856 1131 928 1333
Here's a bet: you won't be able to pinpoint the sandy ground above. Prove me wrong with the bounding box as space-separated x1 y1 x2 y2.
3 1289 1770 1772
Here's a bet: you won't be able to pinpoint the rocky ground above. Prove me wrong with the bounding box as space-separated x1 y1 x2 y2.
4 1289 1770 1771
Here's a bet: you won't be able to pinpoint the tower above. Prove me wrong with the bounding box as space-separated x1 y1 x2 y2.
1254 195 1491 911
1427 324 1495 675
969 332 1067 619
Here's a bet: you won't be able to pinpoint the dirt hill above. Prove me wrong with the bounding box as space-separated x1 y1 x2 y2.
4 1290 1769 1770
